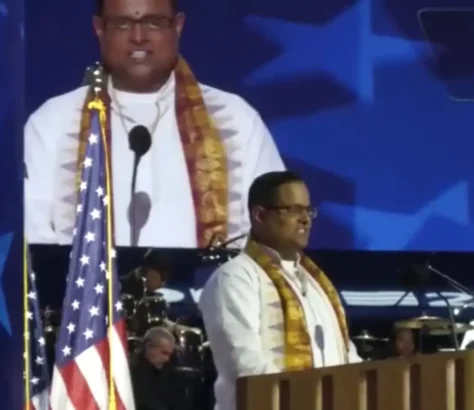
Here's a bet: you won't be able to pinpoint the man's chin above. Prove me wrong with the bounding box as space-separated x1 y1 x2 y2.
289 237 309 252
120 67 158 91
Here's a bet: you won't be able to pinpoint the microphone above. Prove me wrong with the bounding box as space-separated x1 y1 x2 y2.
128 125 152 246
296 268 308 297
219 233 248 248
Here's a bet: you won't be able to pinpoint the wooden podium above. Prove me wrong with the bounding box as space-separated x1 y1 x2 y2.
236 351 474 410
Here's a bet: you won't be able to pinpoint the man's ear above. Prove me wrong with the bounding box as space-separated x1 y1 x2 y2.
92 16 104 41
174 12 185 38
251 206 266 224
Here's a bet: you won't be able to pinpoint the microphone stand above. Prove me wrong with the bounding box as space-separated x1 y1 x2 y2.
393 291 410 307
435 291 460 350
426 263 474 350
130 155 140 247
128 125 151 247
427 263 474 316
427 263 474 296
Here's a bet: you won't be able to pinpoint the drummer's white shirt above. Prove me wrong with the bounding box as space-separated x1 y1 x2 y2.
24 73 285 247
199 251 361 410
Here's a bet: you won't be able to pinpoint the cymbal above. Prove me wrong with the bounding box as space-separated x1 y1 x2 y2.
174 323 203 335
429 323 474 336
395 315 451 329
352 331 388 342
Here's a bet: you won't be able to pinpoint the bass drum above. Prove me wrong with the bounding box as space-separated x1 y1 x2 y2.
135 294 169 336
120 293 137 335
127 335 143 358
171 326 205 372
41 307 61 375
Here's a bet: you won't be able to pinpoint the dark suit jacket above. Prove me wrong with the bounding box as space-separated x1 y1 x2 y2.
130 354 179 410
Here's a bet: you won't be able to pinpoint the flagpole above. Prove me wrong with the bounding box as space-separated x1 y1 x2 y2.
92 98 117 410
23 237 31 410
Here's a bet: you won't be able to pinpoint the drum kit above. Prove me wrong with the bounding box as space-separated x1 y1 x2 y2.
352 315 474 360
120 270 210 374
37 245 237 376
351 330 389 360
39 293 209 374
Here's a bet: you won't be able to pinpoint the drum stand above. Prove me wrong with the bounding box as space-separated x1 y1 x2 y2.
393 290 430 309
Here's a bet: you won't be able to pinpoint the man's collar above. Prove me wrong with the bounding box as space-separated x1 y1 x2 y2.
259 244 301 266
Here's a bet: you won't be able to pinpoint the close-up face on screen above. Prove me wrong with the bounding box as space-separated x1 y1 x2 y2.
23 2 474 252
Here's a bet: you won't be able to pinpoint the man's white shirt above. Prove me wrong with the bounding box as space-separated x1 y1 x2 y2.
24 73 285 247
199 252 361 410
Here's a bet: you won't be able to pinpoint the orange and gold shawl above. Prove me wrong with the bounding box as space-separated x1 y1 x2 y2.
76 57 228 247
245 239 350 371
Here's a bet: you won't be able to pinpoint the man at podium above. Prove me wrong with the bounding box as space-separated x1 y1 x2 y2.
200 171 361 410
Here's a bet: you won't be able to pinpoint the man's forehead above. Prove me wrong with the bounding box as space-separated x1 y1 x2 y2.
103 0 172 16
148 337 175 347
275 181 310 201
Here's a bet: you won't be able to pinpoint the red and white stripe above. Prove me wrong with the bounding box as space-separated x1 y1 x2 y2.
30 389 49 410
50 321 135 410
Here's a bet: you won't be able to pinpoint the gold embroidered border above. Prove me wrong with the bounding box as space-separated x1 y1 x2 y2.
246 239 350 370
76 59 228 247
175 58 228 247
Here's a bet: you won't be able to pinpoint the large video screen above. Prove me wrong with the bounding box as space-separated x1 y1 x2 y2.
24 1 474 250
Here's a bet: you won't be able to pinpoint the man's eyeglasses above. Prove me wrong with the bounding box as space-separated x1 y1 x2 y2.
104 15 176 31
265 205 318 219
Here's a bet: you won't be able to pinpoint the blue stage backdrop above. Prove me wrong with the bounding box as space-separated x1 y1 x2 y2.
0 0 24 407
25 0 474 251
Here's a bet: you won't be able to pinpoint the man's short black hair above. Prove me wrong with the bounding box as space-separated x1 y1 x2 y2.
142 248 173 274
96 0 179 16
247 171 304 213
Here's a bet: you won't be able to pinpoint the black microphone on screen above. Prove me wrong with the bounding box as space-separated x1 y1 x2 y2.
128 125 152 246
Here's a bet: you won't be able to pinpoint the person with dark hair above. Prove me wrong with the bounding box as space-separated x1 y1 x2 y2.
387 328 416 359
199 171 361 410
121 248 173 300
25 0 284 248
121 248 200 338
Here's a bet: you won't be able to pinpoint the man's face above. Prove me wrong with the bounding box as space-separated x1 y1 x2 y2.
145 338 174 368
93 0 185 91
395 329 415 357
254 181 313 254
145 268 166 291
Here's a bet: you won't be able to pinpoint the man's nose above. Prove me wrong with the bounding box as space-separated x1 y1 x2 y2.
130 23 147 44
298 212 311 225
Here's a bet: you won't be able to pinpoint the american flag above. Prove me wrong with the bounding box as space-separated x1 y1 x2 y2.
50 100 135 410
25 251 50 410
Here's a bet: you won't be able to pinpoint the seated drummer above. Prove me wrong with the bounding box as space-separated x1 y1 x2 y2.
121 248 173 299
